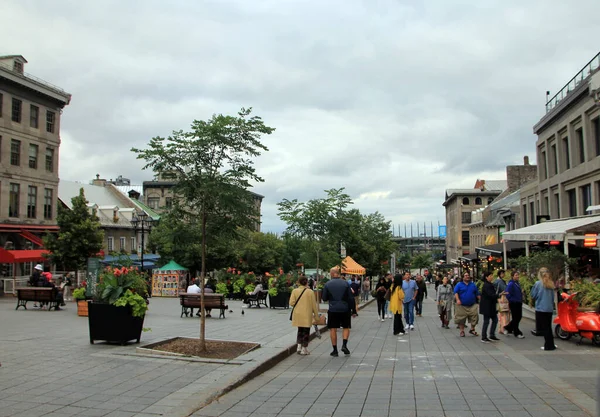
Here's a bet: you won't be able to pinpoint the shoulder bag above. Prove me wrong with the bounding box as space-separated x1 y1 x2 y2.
290 288 307 320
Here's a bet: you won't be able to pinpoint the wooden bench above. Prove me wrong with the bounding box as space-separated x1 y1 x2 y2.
179 293 228 318
247 290 268 308
15 287 61 311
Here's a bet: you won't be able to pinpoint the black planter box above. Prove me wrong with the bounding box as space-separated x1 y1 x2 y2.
88 302 144 345
269 292 290 309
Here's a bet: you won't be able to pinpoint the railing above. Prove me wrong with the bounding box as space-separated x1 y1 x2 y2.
546 51 600 113
0 61 68 97
1 271 86 295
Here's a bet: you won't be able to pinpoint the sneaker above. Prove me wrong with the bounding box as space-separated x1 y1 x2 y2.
380 318 385 322
541 345 557 351
341 346 350 355
330 350 339 357
300 347 310 355
410 325 414 330
481 338 491 343
489 336 500 341
297 344 302 354
516 335 525 339
397 332 406 336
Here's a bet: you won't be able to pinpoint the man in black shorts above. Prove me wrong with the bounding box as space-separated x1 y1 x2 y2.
322 266 354 357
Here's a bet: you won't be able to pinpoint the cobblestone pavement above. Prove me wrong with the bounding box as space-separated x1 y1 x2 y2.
193 290 599 417
0 294 326 417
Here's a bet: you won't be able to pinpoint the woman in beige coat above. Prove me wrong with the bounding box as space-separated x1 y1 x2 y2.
289 276 320 355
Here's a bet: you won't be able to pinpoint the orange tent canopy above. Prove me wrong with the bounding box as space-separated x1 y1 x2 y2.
341 256 366 275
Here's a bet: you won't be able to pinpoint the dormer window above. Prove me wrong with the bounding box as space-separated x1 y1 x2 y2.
13 61 23 74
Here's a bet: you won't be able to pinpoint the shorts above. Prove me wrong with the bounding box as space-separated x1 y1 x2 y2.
454 304 479 326
327 311 352 329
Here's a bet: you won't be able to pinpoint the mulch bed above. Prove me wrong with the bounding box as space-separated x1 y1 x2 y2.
151 337 259 360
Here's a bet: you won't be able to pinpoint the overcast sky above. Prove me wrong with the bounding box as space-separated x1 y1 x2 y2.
4 0 600 234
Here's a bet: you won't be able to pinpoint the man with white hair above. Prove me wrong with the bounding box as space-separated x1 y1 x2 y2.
322 266 354 357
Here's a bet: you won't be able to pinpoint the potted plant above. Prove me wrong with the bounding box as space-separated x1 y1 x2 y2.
88 266 148 345
73 287 88 317
268 274 292 309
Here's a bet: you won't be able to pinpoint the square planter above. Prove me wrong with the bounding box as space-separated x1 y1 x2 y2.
77 300 89 317
268 292 290 309
88 302 144 345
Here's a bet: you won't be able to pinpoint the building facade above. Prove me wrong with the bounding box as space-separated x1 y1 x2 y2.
522 52 600 225
0 55 71 250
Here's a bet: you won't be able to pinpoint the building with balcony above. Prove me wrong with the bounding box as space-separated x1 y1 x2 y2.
0 55 71 277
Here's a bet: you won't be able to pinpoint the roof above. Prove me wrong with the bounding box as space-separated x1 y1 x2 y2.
114 185 144 197
341 256 366 275
157 260 188 271
482 180 508 191
443 189 503 206
488 189 520 211
130 199 161 221
475 241 526 256
59 181 129 209
0 55 28 62
502 215 600 242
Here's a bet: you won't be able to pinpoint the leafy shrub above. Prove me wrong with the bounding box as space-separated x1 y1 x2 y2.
73 287 86 300
233 278 246 294
572 280 600 309
244 284 255 294
216 282 229 296
113 290 148 318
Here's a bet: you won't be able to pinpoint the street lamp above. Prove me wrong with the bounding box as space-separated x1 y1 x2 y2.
130 211 155 273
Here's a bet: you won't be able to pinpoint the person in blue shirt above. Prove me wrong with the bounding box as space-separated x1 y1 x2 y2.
503 271 525 338
401 272 418 330
453 272 480 337
531 267 557 351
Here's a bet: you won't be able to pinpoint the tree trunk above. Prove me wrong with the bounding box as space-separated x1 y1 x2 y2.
315 246 320 289
199 208 207 351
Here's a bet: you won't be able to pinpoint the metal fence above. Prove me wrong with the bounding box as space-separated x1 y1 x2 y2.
1 271 86 295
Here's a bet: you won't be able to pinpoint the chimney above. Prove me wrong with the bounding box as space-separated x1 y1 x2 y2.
523 155 529 165
92 174 107 187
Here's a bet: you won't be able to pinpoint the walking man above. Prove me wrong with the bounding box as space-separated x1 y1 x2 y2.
454 272 480 337
322 266 354 357
415 274 427 316
402 272 418 330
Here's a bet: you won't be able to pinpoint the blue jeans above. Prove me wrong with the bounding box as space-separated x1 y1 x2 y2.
384 300 389 316
403 300 415 325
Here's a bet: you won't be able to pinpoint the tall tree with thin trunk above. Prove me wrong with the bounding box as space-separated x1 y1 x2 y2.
132 107 274 350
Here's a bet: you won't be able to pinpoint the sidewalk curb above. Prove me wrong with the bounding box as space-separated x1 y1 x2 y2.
180 297 376 416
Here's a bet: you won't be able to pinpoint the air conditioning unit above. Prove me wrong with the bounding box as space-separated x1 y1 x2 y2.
4 241 14 250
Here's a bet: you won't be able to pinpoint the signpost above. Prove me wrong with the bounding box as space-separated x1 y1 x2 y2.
86 257 100 298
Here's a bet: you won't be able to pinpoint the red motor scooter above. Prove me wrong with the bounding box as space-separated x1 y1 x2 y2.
554 291 600 346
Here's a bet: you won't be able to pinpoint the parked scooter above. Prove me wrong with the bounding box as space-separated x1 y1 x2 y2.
554 291 600 345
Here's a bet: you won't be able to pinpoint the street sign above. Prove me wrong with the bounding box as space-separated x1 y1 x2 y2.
340 242 346 258
438 225 447 238
86 257 101 298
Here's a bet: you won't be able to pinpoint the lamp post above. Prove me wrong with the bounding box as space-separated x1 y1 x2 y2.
131 211 154 276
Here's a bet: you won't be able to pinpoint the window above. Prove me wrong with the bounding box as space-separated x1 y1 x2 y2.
11 98 22 123
462 197 470 205
120 237 126 252
581 184 592 215
24 262 32 276
461 231 470 246
10 139 20 166
543 196 549 215
9 183 20 217
576 128 585 164
131 237 136 253
594 118 600 157
45 148 54 172
28 144 38 169
0 92 3 117
562 138 570 170
461 211 472 224
30 105 39 128
43 188 53 219
529 201 535 226
165 197 173 209
522 204 528 227
487 197 494 204
13 61 23 73
107 237 114 252
475 197 482 205
27 186 37 219
147 197 160 209
554 194 560 219
541 151 548 179
550 144 558 175
567 189 577 217
46 111 55 133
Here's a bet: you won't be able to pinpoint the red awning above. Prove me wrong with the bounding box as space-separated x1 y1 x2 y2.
0 224 59 231
0 248 49 263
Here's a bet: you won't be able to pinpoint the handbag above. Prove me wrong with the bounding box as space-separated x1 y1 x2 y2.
313 314 326 325
498 295 509 312
384 288 391 301
290 288 307 320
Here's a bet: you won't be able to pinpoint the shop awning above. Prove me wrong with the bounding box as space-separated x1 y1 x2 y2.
0 248 49 263
459 253 479 262
341 256 366 275
502 215 600 242
476 241 525 256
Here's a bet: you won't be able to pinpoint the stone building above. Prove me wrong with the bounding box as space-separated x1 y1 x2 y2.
0 55 71 262
521 51 600 224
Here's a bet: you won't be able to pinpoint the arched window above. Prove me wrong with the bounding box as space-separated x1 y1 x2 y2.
462 197 470 205
475 197 482 205
488 197 494 204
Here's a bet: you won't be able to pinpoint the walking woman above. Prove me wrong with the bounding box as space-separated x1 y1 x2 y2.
375 277 387 322
436 276 453 328
503 271 524 339
480 271 499 343
289 276 320 355
531 267 557 351
390 274 406 335
494 270 510 335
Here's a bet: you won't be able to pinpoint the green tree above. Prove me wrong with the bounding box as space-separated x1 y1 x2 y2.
132 107 274 349
43 188 104 276
278 188 352 278
235 230 285 273
397 252 412 271
411 253 433 273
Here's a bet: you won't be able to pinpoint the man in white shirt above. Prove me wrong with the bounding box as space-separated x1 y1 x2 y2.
187 279 201 294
